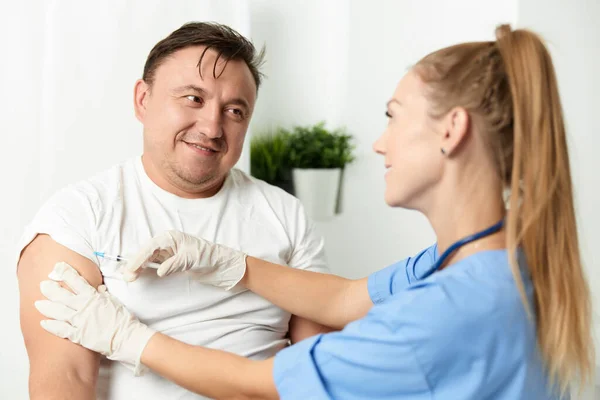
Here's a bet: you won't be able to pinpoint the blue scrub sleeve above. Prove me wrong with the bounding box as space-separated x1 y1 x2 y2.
273 335 332 399
367 262 399 304
273 297 433 400
367 244 438 304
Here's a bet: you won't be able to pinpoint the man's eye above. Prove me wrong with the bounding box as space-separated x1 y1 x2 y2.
186 95 203 104
227 108 245 118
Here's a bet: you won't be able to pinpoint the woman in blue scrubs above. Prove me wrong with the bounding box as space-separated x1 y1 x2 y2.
36 24 593 399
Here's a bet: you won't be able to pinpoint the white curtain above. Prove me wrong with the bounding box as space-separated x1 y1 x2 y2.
0 1 250 398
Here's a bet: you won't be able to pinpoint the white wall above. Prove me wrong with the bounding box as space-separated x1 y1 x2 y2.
249 0 518 279
517 0 600 392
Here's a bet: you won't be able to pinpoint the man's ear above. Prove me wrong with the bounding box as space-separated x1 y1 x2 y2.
440 107 470 156
133 79 150 123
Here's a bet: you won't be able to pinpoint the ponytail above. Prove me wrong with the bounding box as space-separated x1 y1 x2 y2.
495 24 593 394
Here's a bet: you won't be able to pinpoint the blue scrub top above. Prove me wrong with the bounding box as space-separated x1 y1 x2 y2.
273 245 562 399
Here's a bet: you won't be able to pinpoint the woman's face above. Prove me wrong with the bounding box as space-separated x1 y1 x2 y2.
373 70 445 210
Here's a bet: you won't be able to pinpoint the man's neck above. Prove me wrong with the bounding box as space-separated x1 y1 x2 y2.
141 155 225 199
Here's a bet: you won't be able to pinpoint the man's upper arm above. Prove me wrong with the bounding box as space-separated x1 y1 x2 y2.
288 315 334 343
287 200 334 342
18 234 103 399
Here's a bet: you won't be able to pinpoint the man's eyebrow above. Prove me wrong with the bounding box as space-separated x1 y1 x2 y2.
172 85 249 109
386 99 402 108
172 84 207 95
228 98 250 110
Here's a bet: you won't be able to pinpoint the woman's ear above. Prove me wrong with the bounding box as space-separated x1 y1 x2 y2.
440 107 470 156
133 79 150 123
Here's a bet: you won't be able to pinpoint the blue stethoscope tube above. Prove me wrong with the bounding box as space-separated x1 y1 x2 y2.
421 219 505 279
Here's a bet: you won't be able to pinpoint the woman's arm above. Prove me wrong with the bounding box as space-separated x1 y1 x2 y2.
36 262 279 399
124 231 375 329
142 333 278 400
243 257 372 329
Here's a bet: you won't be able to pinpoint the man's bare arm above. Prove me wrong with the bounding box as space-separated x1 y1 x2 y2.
18 234 104 400
288 314 334 344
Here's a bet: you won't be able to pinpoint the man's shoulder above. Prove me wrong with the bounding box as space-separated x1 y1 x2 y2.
79 158 135 188
46 158 136 209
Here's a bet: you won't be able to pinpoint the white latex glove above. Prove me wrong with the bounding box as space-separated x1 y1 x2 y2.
122 230 247 290
35 262 156 376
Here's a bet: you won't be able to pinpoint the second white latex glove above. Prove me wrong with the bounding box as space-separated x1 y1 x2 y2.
122 230 247 290
35 262 156 376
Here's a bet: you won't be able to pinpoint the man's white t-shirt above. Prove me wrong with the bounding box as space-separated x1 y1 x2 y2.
17 157 329 400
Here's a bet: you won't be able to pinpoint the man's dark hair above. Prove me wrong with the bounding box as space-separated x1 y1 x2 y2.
143 22 265 90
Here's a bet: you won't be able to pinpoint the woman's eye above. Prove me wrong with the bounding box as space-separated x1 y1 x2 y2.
186 95 203 104
385 111 392 118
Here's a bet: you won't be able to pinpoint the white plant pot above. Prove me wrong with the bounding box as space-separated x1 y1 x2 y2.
292 168 342 220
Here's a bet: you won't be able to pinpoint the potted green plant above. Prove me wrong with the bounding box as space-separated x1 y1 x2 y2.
250 127 294 194
288 121 355 219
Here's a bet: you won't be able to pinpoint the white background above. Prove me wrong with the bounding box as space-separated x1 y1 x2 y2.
1 1 598 398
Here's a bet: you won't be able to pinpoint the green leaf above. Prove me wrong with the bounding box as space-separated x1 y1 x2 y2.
250 127 292 184
251 122 356 184
287 121 356 169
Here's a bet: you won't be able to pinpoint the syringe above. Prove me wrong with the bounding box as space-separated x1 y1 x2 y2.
94 251 161 269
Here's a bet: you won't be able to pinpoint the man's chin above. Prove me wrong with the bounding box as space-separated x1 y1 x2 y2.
168 156 229 187
176 168 223 186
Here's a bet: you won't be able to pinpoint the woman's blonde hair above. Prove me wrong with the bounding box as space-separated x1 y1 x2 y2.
415 24 593 394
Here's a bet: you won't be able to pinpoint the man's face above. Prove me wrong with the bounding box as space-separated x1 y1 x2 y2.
135 46 257 195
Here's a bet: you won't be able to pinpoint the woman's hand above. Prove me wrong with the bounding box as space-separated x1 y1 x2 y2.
122 230 248 290
35 262 156 375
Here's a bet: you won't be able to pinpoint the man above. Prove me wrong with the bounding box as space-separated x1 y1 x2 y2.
17 22 329 400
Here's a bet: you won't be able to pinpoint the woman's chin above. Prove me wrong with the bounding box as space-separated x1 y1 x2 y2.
384 191 402 207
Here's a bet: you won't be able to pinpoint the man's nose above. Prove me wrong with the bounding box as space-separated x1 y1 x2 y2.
197 105 223 139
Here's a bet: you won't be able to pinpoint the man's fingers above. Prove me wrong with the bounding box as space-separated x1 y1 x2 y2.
35 300 77 321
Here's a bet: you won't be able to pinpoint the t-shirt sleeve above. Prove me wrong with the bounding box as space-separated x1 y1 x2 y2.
15 185 100 269
367 244 438 304
286 200 329 273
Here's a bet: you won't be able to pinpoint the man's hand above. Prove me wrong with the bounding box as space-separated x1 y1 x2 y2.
122 230 247 290
36 262 156 376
